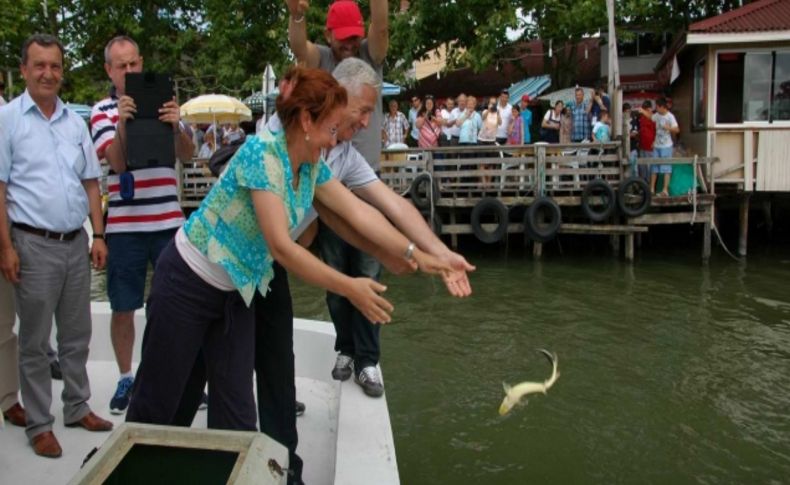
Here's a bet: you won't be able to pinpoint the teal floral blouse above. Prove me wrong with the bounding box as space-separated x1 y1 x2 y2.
184 129 332 305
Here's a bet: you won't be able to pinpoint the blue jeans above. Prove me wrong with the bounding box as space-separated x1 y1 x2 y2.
317 223 382 371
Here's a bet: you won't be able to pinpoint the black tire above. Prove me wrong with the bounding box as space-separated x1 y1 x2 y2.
420 209 443 235
617 176 651 217
409 173 438 210
470 198 509 244
525 196 561 243
581 179 616 222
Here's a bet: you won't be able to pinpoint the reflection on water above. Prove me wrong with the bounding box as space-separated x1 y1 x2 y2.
288 248 790 484
93 248 790 484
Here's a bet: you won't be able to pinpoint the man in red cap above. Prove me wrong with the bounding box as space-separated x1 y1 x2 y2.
519 94 533 144
286 0 388 172
286 0 395 399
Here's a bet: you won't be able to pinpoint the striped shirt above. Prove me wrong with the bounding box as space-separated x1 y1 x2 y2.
90 95 185 233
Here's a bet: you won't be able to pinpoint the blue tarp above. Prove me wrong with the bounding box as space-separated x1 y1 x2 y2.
507 75 552 102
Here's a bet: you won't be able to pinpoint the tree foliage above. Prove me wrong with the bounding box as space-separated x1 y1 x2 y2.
0 0 747 103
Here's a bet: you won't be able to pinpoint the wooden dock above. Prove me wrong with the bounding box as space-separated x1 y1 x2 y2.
171 142 719 261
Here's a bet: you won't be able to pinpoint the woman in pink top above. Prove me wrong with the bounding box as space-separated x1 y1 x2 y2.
415 96 441 148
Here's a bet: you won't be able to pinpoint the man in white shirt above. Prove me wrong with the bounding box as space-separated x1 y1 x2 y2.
438 97 456 146
495 88 513 145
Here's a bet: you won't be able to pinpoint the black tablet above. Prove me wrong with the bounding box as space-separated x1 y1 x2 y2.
125 72 176 170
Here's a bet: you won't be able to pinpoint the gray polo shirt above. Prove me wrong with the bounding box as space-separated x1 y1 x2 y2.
317 42 383 172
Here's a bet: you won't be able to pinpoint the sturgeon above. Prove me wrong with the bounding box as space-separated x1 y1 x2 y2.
498 348 559 416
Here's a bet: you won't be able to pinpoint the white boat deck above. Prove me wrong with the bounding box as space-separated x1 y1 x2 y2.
0 303 399 484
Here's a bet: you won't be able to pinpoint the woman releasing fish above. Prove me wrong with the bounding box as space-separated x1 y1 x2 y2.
498 349 560 416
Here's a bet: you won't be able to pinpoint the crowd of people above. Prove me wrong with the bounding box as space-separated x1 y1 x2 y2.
384 84 680 196
0 2 477 484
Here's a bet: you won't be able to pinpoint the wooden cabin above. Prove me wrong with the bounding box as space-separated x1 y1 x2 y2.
654 0 790 253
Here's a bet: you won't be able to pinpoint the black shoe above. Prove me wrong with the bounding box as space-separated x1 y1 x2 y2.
295 400 305 417
50 360 62 380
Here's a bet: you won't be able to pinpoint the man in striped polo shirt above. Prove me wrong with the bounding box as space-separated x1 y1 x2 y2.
90 35 194 415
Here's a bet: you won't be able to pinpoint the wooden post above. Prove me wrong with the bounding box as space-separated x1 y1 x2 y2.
738 193 750 256
625 233 634 261
533 241 543 259
610 234 620 254
450 209 458 249
703 217 711 261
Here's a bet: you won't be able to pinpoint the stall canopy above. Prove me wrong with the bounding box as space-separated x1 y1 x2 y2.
507 75 551 102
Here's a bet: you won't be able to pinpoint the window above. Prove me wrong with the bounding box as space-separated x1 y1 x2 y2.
716 50 790 124
693 59 706 128
773 53 790 121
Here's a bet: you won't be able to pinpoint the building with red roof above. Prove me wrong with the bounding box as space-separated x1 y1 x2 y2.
655 0 790 193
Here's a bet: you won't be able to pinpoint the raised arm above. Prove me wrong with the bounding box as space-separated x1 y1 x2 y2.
367 0 389 64
253 189 393 323
286 0 321 67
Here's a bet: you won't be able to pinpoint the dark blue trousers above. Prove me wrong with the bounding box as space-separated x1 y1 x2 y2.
317 223 382 371
126 241 257 431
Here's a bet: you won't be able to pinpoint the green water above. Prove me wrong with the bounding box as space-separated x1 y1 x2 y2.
91 244 790 484
290 247 790 485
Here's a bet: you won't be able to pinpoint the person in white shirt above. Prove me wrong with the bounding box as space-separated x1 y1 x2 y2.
495 88 513 145
438 97 456 147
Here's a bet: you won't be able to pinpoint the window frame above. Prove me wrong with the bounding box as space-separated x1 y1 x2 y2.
712 47 790 128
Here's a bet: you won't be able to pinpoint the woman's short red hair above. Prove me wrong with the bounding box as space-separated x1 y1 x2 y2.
276 66 347 132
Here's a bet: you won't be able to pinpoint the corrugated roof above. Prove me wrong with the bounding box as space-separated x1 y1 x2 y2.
689 0 790 34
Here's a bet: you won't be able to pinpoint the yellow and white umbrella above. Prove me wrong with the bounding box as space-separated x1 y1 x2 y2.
180 94 252 125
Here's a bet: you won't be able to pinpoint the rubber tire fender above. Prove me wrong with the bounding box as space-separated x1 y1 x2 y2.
581 179 616 222
409 173 439 210
525 196 561 243
470 197 509 244
617 176 651 217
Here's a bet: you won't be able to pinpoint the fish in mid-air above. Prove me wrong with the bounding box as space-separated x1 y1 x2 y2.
498 348 559 416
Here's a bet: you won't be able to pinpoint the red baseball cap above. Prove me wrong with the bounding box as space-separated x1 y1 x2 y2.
521 94 530 102
326 1 365 40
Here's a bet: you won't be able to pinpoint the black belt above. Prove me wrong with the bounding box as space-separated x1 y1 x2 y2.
12 223 81 241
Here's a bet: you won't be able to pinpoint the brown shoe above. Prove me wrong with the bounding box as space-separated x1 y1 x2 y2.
65 411 113 432
3 402 27 427
31 431 62 458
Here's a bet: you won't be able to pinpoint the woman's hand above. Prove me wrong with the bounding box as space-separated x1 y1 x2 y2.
346 278 394 324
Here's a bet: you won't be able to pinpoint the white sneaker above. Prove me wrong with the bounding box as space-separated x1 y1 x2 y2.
331 354 353 381
354 366 384 397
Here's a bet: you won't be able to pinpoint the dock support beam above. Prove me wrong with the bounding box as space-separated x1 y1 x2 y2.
738 194 750 257
625 234 634 261
703 218 711 261
533 241 543 259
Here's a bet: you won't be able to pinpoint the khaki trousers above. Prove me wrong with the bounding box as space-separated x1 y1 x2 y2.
0 275 20 412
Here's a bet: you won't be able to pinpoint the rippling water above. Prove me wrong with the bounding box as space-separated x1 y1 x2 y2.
92 245 790 484
291 247 790 485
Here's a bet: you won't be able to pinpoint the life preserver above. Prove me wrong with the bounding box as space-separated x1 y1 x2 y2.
617 176 651 217
409 173 438 210
581 179 616 222
525 196 561 243
470 198 509 244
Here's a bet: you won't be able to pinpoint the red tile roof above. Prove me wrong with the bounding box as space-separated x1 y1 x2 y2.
689 0 790 34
